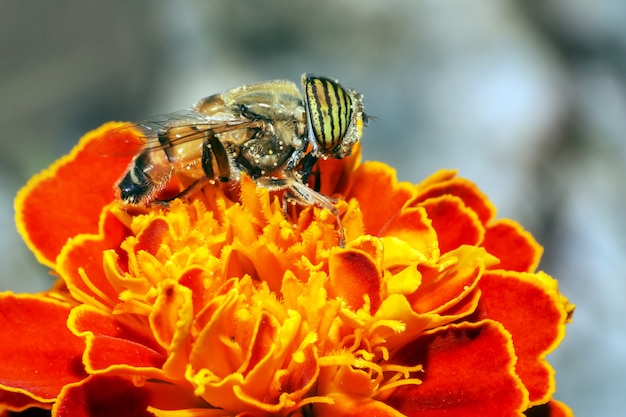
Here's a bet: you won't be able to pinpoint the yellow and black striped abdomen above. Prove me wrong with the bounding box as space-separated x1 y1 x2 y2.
304 75 353 152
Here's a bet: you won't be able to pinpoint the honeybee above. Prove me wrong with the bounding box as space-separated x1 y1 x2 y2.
115 74 366 246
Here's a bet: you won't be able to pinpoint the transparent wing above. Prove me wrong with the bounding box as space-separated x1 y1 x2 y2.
95 109 263 157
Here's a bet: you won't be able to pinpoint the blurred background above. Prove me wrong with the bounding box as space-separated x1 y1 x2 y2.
1 0 624 414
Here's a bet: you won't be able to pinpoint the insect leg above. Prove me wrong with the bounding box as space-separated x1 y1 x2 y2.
256 175 345 247
298 153 318 184
202 131 231 182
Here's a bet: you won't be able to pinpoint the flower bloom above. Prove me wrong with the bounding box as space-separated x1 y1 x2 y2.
2 122 574 417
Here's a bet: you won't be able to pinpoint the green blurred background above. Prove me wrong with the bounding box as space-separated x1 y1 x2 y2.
2 1 625 415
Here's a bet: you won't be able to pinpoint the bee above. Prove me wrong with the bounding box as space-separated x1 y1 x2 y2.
115 74 366 246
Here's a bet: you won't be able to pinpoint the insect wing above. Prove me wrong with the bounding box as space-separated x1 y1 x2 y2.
94 110 256 157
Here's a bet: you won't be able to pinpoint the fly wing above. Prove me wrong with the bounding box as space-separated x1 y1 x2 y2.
94 109 260 157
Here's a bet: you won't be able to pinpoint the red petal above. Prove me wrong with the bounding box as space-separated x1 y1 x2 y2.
409 247 485 315
348 162 416 236
0 389 51 412
415 172 496 224
420 195 484 253
482 220 542 273
0 294 86 402
281 344 320 398
68 306 165 374
135 218 170 255
387 321 528 417
178 268 209 316
15 122 139 267
314 394 407 417
316 141 362 197
476 271 568 405
328 249 382 312
56 209 129 308
379 208 439 258
53 375 154 417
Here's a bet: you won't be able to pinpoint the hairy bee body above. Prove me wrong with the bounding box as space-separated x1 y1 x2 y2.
117 74 366 245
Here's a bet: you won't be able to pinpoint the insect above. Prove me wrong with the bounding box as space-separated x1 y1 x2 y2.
115 74 366 246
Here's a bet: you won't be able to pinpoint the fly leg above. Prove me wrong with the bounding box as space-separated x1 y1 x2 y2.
256 175 345 247
152 177 212 206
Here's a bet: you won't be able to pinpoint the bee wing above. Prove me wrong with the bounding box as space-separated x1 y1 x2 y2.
94 109 260 157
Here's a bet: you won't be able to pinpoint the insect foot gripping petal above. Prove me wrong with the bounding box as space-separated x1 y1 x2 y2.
254 175 346 247
284 180 346 248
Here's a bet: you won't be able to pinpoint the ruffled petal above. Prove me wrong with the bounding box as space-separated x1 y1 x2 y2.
0 389 52 412
475 271 571 405
420 195 484 253
386 321 528 417
314 393 407 417
482 219 543 273
149 280 194 380
14 122 139 267
414 170 496 224
53 375 154 417
54 375 207 417
56 207 130 309
328 248 382 312
347 162 417 236
68 305 166 377
0 294 86 404
9 119 574 416
408 246 497 316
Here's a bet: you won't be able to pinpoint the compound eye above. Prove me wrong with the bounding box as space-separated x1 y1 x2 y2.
304 76 353 152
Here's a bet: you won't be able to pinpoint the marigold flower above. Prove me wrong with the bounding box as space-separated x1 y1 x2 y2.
2 122 574 417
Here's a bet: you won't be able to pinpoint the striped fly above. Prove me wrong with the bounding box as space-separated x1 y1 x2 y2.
114 74 366 246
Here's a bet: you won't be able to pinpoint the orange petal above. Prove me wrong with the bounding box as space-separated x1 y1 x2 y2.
56 207 129 308
476 271 569 405
149 281 194 380
314 393 407 417
420 195 484 253
68 305 166 375
179 268 210 316
415 171 496 225
379 207 439 258
0 294 86 402
280 344 320 400
482 219 543 273
409 246 495 315
386 321 528 417
150 281 193 350
348 162 416 236
14 122 138 267
328 248 382 312
53 375 154 417
0 389 52 412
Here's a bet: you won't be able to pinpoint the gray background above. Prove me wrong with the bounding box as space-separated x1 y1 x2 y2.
2 1 625 415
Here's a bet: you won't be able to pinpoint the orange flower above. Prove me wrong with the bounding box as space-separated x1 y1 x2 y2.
2 122 574 417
